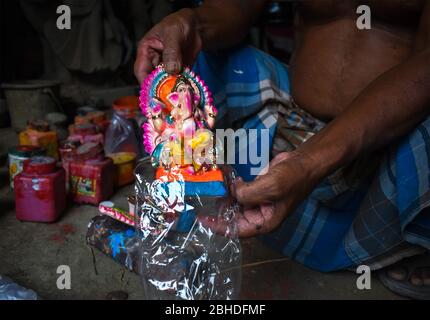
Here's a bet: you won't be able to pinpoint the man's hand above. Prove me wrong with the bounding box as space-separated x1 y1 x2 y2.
232 152 319 237
134 1 268 83
134 8 202 83
201 151 320 238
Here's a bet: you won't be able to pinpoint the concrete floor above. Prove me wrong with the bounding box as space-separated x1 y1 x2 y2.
0 127 403 300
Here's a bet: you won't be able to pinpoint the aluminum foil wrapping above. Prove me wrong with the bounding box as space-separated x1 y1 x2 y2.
134 159 242 300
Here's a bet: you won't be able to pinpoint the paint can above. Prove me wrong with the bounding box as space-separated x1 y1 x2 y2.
59 140 80 192
68 123 104 146
108 152 137 187
8 145 45 189
69 142 114 205
14 156 66 222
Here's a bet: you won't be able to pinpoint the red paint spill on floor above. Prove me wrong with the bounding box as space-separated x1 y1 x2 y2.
48 233 66 245
47 224 76 245
62 224 76 235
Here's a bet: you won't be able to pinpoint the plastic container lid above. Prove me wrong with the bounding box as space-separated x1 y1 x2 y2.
27 120 50 132
59 140 81 161
23 156 57 174
8 145 45 158
113 96 139 110
73 123 97 135
60 140 81 151
76 106 98 116
46 112 68 125
87 111 106 123
75 142 104 162
113 96 139 119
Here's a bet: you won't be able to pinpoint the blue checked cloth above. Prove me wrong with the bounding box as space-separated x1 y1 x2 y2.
193 46 430 272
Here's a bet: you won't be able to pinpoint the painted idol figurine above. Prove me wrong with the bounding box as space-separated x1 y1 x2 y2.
140 65 226 197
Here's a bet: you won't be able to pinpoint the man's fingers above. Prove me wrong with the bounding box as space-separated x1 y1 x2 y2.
134 54 154 84
197 206 269 238
232 153 294 206
151 54 161 71
238 200 289 237
162 30 183 74
236 206 267 238
197 215 232 237
197 202 286 238
134 37 163 83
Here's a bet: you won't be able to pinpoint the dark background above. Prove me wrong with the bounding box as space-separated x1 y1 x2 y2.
0 0 294 84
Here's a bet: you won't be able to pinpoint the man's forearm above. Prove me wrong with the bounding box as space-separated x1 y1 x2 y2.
193 0 268 50
297 49 430 181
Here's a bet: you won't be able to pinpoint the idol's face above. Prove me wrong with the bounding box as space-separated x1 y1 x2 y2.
176 82 194 114
176 82 193 95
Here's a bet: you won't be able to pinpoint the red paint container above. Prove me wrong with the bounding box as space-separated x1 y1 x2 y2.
74 111 110 133
59 140 81 192
69 142 114 205
14 156 66 222
68 123 104 145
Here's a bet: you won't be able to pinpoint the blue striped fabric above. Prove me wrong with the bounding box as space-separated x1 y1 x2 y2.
194 47 291 181
193 46 430 272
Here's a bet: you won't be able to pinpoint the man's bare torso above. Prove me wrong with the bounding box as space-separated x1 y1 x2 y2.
290 0 425 120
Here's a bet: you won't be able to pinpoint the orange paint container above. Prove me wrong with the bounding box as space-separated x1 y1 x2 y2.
19 120 59 159
113 96 139 119
108 152 137 187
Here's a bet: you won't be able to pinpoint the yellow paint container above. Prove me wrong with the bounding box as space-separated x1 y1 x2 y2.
19 121 59 159
108 152 137 187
